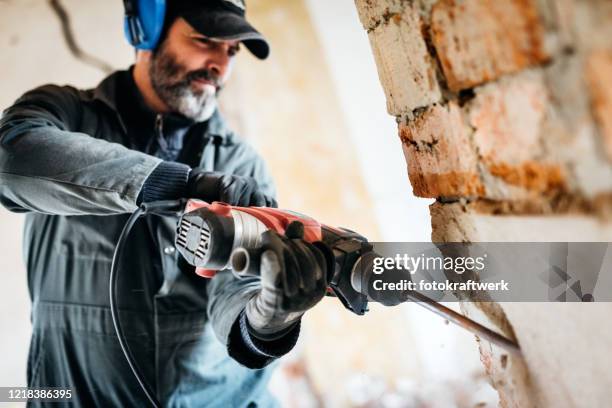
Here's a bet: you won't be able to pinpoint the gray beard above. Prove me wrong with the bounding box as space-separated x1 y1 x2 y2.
150 81 218 122
148 46 219 122
173 86 218 122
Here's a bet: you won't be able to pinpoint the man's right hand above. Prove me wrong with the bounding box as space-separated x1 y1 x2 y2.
187 168 277 207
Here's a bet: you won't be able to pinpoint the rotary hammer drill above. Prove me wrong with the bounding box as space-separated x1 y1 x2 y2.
175 199 373 315
173 199 519 356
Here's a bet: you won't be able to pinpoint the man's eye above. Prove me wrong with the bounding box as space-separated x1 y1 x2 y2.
228 45 241 57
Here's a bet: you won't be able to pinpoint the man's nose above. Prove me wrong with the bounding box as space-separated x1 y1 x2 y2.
205 46 231 79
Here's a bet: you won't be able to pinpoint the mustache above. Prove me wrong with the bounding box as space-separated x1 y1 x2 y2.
184 69 223 89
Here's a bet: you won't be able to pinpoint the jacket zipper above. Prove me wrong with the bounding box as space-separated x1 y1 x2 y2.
154 113 171 154
155 113 164 139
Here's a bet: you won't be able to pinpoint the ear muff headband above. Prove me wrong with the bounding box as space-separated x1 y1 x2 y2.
123 0 166 50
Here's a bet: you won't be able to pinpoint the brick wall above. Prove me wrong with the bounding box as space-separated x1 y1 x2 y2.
355 0 612 406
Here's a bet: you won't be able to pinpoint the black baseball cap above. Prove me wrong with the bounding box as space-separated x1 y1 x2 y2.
169 0 270 59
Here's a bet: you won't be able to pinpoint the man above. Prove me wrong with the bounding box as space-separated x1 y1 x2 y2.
0 0 330 406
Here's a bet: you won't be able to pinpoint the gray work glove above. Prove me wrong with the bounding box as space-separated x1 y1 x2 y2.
245 221 333 340
187 168 277 207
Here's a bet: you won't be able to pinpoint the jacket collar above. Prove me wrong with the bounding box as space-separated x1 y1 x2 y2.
92 68 233 143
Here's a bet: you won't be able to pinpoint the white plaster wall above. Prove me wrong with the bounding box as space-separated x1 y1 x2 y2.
0 0 132 388
304 0 432 243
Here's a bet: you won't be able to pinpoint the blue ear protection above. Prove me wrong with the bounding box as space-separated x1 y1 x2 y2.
123 0 167 50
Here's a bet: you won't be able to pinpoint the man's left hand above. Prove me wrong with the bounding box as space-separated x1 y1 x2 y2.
244 221 332 340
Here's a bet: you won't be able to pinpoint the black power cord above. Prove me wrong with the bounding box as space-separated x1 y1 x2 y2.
109 200 185 408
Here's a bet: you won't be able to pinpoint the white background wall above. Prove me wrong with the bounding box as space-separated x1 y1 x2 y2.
303 0 489 398
0 0 132 388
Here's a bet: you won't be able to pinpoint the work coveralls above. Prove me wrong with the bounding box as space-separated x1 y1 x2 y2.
0 68 294 407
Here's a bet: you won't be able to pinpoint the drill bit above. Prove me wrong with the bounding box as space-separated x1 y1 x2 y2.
405 290 522 356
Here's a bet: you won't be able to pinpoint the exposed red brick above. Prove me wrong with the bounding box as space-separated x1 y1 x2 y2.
430 0 549 92
399 103 484 197
435 193 612 220
487 161 566 193
573 0 612 51
467 72 547 159
354 0 405 30
593 192 612 221
462 72 573 197
585 50 612 162
363 2 442 114
405 168 485 198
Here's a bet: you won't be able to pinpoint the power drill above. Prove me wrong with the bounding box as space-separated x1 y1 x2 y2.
173 199 520 354
174 199 374 315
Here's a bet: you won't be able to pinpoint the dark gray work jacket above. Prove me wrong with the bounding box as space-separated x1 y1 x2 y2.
0 69 280 407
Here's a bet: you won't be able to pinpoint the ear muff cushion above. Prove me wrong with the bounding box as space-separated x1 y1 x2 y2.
124 0 166 50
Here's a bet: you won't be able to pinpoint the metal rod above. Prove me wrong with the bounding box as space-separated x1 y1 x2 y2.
232 244 521 355
404 290 522 356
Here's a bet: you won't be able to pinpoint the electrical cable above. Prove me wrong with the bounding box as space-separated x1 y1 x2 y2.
109 205 160 408
48 0 115 74
110 200 184 408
